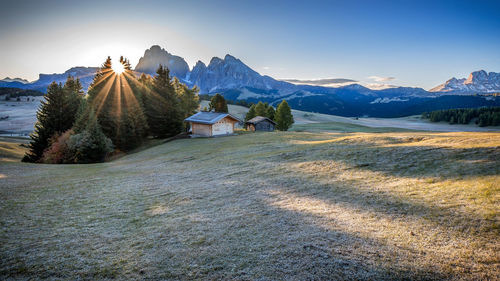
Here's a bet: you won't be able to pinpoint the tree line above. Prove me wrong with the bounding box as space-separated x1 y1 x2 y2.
1 87 45 100
245 100 294 131
200 93 294 131
421 107 500 127
23 56 199 164
198 94 253 108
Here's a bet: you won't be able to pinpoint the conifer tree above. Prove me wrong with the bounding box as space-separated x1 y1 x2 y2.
86 56 147 150
275 99 294 131
173 77 200 119
245 104 257 121
254 101 267 117
142 65 183 138
116 109 141 151
23 80 82 162
266 105 275 121
72 98 91 133
138 73 151 85
63 76 84 127
70 107 113 163
208 93 228 113
119 56 132 70
121 65 149 142
86 56 116 141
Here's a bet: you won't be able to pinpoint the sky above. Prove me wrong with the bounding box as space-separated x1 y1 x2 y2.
0 0 499 90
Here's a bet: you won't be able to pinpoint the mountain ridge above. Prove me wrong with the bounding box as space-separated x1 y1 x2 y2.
0 67 98 93
430 70 500 93
1 45 498 117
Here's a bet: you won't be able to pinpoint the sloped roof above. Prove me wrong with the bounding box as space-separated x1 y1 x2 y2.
185 111 242 125
246 116 276 125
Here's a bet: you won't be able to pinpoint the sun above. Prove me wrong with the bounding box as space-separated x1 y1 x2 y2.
112 62 125 75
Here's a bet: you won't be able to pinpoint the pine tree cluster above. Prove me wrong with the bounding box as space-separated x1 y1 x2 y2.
22 77 85 162
208 93 228 113
422 107 500 127
245 100 293 131
23 57 199 164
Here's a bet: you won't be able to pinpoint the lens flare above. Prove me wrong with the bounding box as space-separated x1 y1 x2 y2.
112 62 125 75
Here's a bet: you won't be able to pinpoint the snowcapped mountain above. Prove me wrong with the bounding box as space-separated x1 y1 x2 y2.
135 45 189 79
430 70 500 93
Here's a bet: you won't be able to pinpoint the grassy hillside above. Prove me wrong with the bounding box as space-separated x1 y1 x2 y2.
200 100 500 132
0 126 498 279
0 137 29 162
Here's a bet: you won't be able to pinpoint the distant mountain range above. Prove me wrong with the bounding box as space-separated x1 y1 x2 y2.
0 67 98 93
1 45 499 117
1 77 29 84
430 70 500 94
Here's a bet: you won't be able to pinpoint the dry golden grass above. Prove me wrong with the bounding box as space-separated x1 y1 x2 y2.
0 137 28 162
0 128 498 280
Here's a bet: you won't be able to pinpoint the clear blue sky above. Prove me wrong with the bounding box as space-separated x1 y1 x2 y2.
0 0 499 89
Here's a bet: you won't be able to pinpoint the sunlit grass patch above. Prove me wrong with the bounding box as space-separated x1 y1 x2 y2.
290 121 412 133
0 137 28 162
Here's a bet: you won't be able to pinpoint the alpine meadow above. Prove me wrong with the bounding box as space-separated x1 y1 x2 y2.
0 0 499 280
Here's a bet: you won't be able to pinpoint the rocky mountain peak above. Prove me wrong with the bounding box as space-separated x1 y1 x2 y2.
194 60 206 68
149 45 162 51
465 70 488 85
224 54 238 61
135 45 189 78
430 70 500 93
209 57 223 65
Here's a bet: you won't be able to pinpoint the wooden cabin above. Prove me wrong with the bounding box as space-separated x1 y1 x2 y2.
185 112 242 137
245 116 276 132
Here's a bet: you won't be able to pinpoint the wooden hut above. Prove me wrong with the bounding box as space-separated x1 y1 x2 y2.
185 112 242 137
245 116 276 132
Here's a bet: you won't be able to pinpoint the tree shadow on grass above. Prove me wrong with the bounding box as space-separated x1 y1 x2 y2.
243 143 499 279
287 138 500 180
264 143 500 234
142 177 452 280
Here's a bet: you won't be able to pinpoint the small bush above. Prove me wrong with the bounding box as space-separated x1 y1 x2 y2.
69 130 113 164
41 130 74 164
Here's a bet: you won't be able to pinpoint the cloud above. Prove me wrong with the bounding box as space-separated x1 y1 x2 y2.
262 66 270 70
283 78 357 86
364 83 398 90
368 76 396 82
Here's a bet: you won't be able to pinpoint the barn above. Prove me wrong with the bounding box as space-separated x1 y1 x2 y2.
245 116 276 132
185 111 242 137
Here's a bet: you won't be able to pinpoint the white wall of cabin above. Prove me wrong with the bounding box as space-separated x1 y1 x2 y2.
211 117 235 136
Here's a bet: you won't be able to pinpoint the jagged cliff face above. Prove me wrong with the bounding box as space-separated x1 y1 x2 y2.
187 54 294 94
134 45 189 78
430 70 500 93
